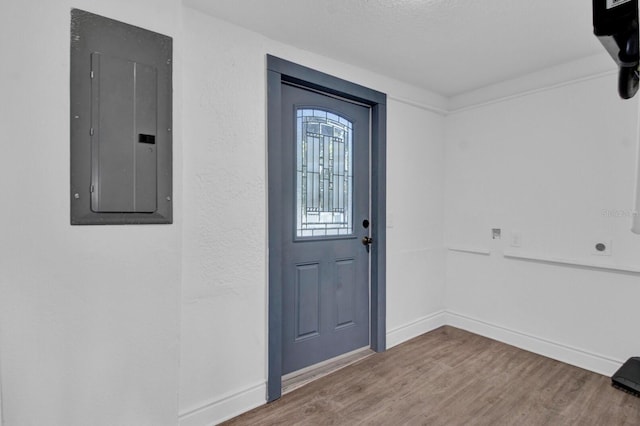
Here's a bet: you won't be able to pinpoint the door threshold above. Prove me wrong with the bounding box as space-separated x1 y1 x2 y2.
282 347 375 395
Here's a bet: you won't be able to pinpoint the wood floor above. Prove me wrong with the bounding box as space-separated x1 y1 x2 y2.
222 326 640 425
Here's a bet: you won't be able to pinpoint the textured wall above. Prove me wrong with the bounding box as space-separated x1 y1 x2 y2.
4 1 634 425
445 72 640 374
5 2 633 425
0 2 447 424
179 7 269 419
178 7 447 424
386 99 446 335
0 1 182 425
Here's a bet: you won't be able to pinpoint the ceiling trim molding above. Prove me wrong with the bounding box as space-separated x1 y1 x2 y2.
387 69 616 117
388 94 449 116
447 69 617 115
386 54 618 116
447 53 616 114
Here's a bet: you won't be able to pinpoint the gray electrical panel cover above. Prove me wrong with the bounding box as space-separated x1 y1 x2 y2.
70 9 172 224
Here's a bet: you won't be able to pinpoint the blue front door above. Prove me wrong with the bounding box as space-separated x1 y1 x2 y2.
280 83 371 374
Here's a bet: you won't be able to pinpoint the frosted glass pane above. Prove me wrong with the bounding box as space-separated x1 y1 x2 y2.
296 108 353 238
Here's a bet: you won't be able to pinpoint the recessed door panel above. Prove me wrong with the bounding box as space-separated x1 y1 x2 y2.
335 259 356 328
295 264 320 340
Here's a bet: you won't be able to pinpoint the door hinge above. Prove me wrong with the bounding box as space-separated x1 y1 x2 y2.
90 128 94 136
90 185 95 193
90 70 94 79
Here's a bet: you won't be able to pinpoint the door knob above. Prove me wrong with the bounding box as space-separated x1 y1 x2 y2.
362 236 373 246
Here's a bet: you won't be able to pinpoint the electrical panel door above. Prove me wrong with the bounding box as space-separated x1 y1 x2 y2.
71 9 172 224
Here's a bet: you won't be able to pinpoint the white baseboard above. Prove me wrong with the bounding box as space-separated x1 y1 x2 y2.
386 310 447 349
445 311 623 377
178 382 265 426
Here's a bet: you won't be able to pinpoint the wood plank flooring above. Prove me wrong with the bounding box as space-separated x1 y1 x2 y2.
222 326 640 425
282 348 375 395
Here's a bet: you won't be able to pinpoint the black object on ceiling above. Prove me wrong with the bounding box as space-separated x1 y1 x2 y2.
593 0 639 99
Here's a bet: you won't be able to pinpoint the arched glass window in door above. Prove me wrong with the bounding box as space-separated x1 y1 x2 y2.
296 108 353 237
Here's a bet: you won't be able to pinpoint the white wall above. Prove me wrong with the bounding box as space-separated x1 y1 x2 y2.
5 1 637 425
445 70 640 375
0 2 447 425
386 100 446 345
177 6 447 425
0 1 182 425
178 8 269 423
12 0 638 425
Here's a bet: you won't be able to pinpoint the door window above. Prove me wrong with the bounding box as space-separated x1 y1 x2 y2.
296 108 353 238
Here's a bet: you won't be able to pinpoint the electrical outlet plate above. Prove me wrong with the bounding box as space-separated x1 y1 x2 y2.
510 232 522 247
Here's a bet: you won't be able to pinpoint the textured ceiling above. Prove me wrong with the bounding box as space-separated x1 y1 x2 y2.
184 0 606 97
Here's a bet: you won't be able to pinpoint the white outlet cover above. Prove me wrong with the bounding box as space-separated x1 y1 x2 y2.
510 232 522 247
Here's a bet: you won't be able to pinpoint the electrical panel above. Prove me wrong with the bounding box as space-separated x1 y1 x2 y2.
70 9 172 224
